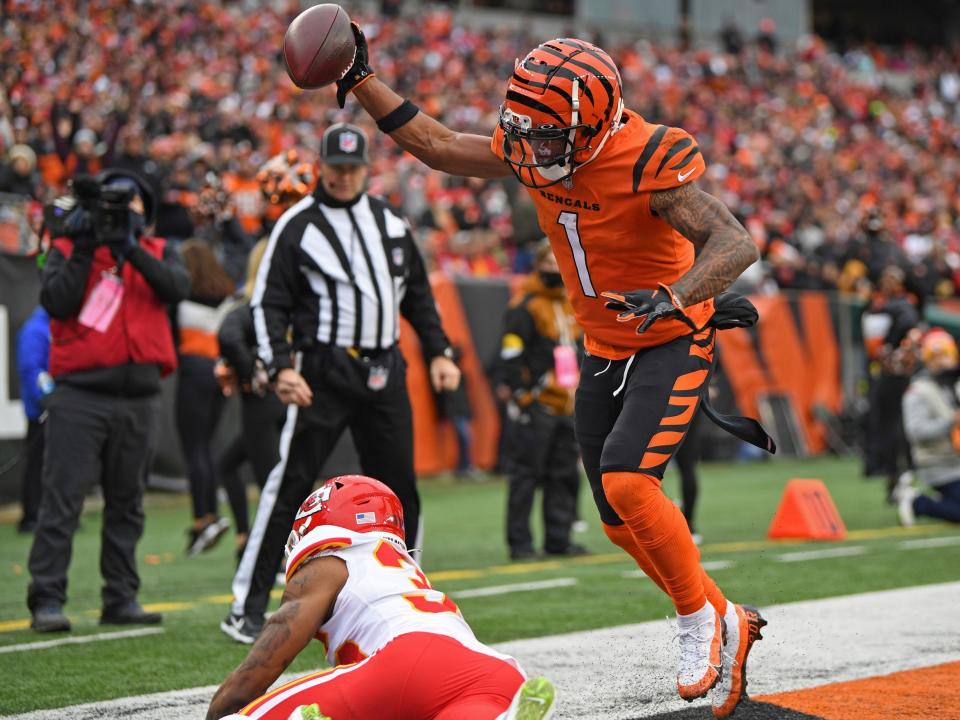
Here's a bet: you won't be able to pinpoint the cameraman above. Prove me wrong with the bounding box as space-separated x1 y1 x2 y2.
27 170 191 633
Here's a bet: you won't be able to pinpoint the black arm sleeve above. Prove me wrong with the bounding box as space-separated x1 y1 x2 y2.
497 302 535 393
126 242 192 304
251 231 301 374
39 243 95 319
218 304 257 386
399 234 449 359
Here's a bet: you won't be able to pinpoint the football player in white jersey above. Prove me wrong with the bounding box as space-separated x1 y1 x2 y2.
207 475 556 720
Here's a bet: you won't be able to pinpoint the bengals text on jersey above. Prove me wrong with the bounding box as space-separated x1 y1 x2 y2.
493 108 714 360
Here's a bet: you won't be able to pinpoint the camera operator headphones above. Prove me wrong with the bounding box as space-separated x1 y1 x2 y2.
96 168 157 227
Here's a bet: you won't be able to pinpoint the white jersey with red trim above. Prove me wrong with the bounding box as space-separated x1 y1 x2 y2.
285 525 518 670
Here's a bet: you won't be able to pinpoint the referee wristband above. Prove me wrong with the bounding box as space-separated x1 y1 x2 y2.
376 100 419 134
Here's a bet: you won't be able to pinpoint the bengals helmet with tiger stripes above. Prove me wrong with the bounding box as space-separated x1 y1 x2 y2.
499 38 624 189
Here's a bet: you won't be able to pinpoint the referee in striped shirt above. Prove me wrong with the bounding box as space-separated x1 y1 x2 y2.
222 123 461 643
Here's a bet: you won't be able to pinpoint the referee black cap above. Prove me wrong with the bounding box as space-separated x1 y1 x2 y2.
321 123 369 166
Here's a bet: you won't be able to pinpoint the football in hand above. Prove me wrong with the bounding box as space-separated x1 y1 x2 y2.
283 4 356 90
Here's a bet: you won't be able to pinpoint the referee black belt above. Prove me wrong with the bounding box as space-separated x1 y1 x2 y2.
346 346 394 361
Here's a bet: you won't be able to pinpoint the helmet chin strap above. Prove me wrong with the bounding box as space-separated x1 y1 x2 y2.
536 77 580 183
535 83 624 183
582 95 624 166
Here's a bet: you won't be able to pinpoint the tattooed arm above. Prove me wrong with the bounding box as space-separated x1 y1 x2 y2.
206 557 347 720
649 182 759 306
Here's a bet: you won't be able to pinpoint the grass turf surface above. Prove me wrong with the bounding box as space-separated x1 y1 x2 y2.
1 456 959 715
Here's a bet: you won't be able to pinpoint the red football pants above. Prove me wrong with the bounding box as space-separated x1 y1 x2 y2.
236 632 524 719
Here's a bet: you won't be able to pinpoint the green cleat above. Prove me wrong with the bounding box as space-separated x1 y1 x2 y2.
506 676 556 720
287 704 332 720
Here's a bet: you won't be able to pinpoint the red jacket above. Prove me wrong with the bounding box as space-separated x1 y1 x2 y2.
48 236 178 378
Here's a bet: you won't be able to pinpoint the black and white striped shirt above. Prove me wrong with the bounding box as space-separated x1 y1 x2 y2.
251 190 449 376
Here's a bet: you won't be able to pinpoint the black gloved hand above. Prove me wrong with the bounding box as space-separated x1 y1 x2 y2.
335 22 375 109
63 208 95 248
107 234 137 262
601 284 694 334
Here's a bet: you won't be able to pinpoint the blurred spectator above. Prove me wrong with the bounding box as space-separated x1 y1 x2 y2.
435 345 478 480
0 144 40 199
14 305 50 534
897 329 960 526
190 172 253 286
112 128 162 196
215 240 287 562
155 159 197 242
48 101 123 191
494 242 586 560
4 4 960 290
27 169 189 633
861 266 920 498
176 240 237 556
222 141 266 238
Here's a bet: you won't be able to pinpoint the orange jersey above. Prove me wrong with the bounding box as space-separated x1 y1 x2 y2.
223 173 266 236
493 109 714 360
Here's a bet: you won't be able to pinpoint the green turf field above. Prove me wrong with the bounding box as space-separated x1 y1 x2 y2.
1 456 959 715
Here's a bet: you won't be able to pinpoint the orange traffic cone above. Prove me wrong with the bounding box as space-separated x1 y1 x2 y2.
768 478 846 541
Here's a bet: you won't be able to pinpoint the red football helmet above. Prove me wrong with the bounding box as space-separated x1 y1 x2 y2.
499 38 624 188
289 475 406 546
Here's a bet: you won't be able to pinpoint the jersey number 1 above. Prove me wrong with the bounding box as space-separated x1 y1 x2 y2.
557 211 596 298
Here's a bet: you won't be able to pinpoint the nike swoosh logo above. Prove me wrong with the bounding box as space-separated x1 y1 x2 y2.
677 168 696 182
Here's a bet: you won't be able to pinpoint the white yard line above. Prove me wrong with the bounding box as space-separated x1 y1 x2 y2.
900 536 960 550
700 559 735 571
450 578 577 599
0 628 164 655
775 545 867 562
621 559 735 580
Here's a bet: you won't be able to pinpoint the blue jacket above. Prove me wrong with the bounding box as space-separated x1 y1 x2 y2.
16 306 50 421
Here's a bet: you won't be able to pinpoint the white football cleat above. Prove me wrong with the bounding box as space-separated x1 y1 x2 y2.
675 601 724 701
893 472 918 527
712 603 766 718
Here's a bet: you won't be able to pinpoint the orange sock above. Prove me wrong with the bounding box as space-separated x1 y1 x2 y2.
602 522 669 594
602 471 726 615
603 520 726 615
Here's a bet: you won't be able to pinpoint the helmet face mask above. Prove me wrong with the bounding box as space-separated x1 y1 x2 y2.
500 38 624 190
499 105 595 189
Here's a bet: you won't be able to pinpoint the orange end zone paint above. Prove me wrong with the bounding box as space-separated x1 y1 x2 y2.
756 660 960 720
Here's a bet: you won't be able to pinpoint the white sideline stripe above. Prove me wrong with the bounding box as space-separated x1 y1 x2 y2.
621 559 734 580
900 536 960 550
701 560 734 571
7 582 960 720
450 578 577 599
0 628 164 655
776 546 867 562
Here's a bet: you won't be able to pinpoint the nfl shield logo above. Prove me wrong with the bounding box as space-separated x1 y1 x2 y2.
392 247 404 266
339 132 358 154
367 365 389 391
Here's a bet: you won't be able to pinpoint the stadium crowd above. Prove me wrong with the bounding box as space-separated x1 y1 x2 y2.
2 1 960 300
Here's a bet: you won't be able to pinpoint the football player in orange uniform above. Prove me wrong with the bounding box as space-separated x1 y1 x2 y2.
330 31 766 718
